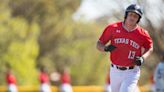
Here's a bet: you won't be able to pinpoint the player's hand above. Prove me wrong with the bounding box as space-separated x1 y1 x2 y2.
133 56 144 66
104 45 117 52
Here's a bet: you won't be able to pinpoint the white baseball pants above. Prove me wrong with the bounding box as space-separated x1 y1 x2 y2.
110 65 140 92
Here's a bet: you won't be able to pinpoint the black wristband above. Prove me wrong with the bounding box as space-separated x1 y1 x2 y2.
104 45 117 52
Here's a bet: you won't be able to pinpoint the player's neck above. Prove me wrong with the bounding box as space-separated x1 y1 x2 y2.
123 22 137 32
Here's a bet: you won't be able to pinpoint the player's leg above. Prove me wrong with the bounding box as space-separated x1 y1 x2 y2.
119 67 140 92
8 84 18 92
110 67 123 92
105 84 111 92
135 86 140 92
60 83 73 92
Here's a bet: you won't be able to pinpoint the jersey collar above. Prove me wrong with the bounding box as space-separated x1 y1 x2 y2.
122 22 138 32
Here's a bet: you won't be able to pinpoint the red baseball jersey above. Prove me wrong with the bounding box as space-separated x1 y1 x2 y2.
99 22 153 66
6 73 16 84
60 72 71 84
39 72 49 84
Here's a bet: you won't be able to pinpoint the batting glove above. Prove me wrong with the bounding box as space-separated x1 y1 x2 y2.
104 45 117 52
134 56 144 66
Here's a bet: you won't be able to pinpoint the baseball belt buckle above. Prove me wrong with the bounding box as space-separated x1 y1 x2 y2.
117 66 127 70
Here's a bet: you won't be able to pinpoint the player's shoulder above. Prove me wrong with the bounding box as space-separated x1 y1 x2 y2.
137 26 150 36
107 21 122 27
103 21 121 32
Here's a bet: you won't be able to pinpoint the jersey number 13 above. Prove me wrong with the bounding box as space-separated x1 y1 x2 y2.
128 50 136 59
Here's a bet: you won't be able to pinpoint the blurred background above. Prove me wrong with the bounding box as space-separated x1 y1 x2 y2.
0 0 164 91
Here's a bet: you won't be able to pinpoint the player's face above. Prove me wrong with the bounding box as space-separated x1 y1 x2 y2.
126 12 140 26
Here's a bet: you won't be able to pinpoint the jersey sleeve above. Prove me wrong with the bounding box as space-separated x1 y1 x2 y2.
142 31 153 49
99 25 112 45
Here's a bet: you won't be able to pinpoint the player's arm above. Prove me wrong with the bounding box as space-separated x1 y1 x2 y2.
142 46 153 59
133 30 153 66
97 25 117 52
96 40 106 52
141 30 153 59
96 40 117 52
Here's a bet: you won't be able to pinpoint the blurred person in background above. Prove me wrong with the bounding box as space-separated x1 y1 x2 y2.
50 70 61 86
154 52 164 92
39 67 51 92
6 65 18 92
60 68 73 92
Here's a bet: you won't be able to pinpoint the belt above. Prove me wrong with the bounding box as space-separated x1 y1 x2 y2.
111 64 134 70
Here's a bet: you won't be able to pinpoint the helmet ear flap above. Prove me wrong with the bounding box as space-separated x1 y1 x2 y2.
124 12 128 19
136 16 141 23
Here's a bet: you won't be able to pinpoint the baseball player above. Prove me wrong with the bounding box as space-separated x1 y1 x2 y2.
154 52 164 92
60 68 73 92
39 67 51 92
6 66 18 92
97 4 153 92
